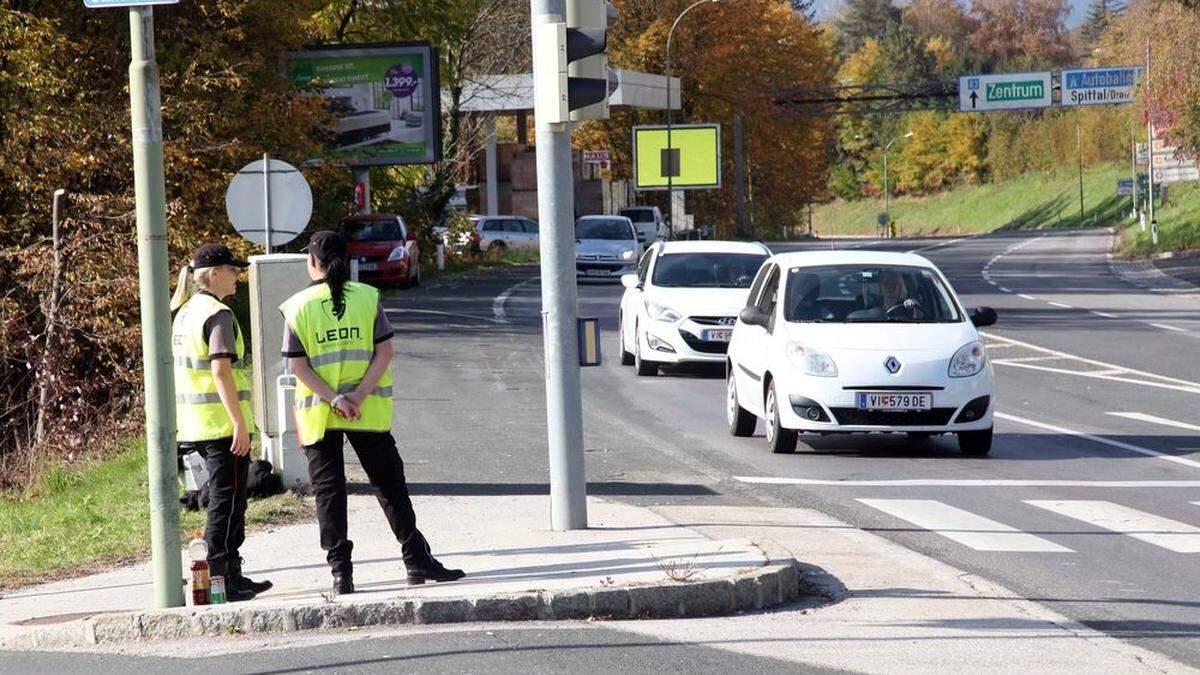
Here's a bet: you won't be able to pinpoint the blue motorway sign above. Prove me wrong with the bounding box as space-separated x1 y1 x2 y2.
1061 67 1141 107
84 0 178 7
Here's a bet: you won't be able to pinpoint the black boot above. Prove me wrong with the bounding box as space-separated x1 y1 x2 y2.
406 558 465 586
333 571 355 595
229 557 273 595
211 559 256 603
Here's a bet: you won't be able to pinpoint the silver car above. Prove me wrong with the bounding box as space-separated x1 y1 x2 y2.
575 215 642 280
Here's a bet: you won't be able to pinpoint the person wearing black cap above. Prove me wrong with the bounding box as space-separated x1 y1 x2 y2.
280 230 464 595
170 243 272 602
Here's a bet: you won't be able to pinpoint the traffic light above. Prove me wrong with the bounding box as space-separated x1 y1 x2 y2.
532 1 616 124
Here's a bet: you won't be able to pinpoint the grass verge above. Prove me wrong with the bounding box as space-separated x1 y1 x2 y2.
1118 178 1200 257
430 249 539 278
812 163 1137 237
0 439 311 591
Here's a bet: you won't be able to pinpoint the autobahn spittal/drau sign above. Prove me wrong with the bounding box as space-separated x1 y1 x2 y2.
1061 67 1142 107
959 72 1053 112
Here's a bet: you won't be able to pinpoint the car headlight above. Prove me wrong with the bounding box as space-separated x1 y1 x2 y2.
786 342 838 377
949 341 986 378
645 299 682 323
386 246 409 262
620 249 635 260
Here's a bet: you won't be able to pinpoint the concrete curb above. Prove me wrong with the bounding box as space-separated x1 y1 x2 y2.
1 560 806 649
1106 232 1199 294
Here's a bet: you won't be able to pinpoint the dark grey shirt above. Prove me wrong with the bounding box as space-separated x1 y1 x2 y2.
198 292 239 362
281 301 393 358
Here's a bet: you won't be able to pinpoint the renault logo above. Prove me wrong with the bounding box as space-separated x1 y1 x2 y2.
884 356 902 374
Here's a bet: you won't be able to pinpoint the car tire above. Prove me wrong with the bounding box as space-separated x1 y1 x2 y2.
958 427 993 456
727 370 756 437
765 382 798 454
487 240 507 253
619 315 635 366
634 325 658 377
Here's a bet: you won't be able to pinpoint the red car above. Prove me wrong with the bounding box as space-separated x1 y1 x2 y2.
339 214 422 288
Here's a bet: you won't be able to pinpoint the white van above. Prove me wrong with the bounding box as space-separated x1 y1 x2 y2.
618 206 666 244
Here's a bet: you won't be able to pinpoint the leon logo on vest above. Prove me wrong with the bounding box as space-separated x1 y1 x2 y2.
315 326 361 344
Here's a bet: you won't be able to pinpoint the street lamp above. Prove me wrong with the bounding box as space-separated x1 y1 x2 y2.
883 131 913 238
665 0 721 237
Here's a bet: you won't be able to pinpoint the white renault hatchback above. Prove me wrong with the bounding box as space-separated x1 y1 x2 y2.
726 251 997 455
618 241 771 375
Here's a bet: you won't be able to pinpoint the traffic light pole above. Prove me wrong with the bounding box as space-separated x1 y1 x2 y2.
532 0 587 531
128 6 183 608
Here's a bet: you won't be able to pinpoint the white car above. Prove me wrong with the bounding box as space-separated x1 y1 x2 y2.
725 251 997 455
472 215 539 251
618 206 666 244
575 215 642 280
618 241 771 375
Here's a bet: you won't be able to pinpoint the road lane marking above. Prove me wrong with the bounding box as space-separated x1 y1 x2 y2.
1107 412 1200 433
1017 293 1036 300
1026 500 1200 553
1047 301 1073 309
492 276 539 324
990 360 1200 395
999 287 1012 293
906 237 968 254
981 332 1200 390
858 499 1073 552
736 477 1200 487
1148 322 1189 333
996 411 1200 472
1090 310 1117 319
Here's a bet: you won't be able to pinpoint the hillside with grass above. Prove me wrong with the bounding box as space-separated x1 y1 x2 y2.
811 163 1200 256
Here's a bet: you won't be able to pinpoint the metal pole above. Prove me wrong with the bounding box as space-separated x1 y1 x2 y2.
128 6 183 608
485 116 499 216
262 152 273 254
1130 127 1138 219
883 148 890 237
734 110 746 238
1146 38 1155 227
532 0 586 530
1077 115 1084 223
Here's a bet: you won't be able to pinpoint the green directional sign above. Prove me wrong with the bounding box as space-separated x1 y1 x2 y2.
959 72 1052 112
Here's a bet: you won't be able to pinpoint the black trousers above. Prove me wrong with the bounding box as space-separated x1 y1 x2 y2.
183 438 249 576
303 430 431 576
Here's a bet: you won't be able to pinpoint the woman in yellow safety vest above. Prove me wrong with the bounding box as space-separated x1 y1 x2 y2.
280 230 463 595
170 243 272 602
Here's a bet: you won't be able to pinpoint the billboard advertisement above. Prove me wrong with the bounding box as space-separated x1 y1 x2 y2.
287 42 442 166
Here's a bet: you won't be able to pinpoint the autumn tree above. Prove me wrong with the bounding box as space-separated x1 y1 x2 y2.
576 0 834 237
833 0 902 57
1081 0 1125 46
969 0 1074 70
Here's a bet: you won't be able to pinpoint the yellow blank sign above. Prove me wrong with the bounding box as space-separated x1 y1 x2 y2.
633 124 721 191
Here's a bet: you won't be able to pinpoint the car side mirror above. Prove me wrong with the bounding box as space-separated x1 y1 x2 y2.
620 274 640 290
739 306 769 328
968 306 997 328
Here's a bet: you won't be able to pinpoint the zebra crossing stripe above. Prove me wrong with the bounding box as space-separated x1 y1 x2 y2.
1026 500 1200 553
858 499 1073 553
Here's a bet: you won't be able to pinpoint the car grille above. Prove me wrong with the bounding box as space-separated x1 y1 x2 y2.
829 408 956 426
576 261 626 271
678 329 729 354
689 315 737 326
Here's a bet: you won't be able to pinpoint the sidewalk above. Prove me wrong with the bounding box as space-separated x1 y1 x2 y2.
0 494 800 649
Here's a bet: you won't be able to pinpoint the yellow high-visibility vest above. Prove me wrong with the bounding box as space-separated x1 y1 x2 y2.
280 282 393 445
171 293 254 442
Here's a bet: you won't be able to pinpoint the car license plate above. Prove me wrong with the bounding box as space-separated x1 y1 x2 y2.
702 329 732 342
359 262 378 271
584 269 608 277
857 392 932 411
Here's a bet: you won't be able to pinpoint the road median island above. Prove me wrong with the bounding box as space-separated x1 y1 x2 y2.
0 494 812 649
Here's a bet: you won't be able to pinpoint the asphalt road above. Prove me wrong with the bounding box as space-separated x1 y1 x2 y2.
377 228 1200 668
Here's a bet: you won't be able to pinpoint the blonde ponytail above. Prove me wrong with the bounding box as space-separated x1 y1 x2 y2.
170 265 194 312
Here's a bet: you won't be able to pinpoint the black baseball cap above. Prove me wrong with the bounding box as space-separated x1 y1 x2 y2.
304 230 347 260
191 243 249 269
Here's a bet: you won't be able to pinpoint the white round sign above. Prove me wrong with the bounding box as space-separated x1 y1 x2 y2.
225 158 312 249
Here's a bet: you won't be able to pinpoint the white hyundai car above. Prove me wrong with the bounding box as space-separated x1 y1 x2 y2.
725 251 997 455
618 241 771 375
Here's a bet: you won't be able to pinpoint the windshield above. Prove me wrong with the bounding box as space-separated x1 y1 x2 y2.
784 265 962 323
621 210 655 223
576 218 633 240
652 253 768 288
344 219 402 242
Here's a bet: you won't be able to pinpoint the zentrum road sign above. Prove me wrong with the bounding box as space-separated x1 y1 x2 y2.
959 72 1052 112
1061 67 1141 106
